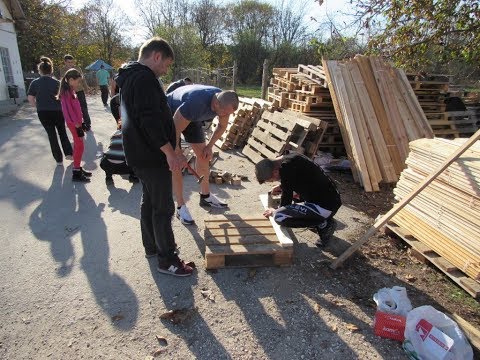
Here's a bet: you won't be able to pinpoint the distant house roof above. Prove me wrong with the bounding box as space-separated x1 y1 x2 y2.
2 0 26 21
85 59 114 71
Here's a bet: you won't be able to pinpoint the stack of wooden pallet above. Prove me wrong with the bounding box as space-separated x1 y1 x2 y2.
212 97 271 150
242 109 328 163
389 137 480 296
323 55 434 192
267 66 344 156
407 74 478 138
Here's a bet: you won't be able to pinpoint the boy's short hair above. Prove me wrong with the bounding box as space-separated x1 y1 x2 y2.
255 158 275 184
64 54 74 61
139 37 174 61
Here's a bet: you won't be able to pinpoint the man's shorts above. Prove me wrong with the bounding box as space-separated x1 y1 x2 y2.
183 121 205 144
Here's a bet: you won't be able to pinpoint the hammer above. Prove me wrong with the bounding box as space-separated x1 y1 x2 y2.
185 162 205 183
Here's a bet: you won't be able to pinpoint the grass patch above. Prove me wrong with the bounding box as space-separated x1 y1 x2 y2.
448 286 480 309
236 85 262 99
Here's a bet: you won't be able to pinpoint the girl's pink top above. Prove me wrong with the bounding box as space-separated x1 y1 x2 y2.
60 89 83 126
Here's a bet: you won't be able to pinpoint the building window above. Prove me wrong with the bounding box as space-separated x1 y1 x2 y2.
0 47 14 84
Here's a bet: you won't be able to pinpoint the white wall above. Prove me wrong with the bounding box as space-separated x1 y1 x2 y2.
0 1 26 102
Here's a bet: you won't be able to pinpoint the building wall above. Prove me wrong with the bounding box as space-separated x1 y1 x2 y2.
0 1 26 103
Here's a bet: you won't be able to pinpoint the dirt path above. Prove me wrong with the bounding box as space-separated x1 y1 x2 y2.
0 96 478 359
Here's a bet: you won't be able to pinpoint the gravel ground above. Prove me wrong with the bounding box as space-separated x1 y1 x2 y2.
0 96 478 359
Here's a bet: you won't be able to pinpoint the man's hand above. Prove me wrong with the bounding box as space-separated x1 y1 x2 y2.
166 152 187 172
202 144 213 160
263 208 276 218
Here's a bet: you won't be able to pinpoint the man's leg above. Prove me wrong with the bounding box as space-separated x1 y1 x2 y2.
76 90 91 128
53 111 73 157
274 202 331 228
100 85 108 106
135 167 177 262
190 142 228 208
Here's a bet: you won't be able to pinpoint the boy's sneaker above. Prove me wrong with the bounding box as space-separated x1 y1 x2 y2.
56 162 63 166
315 219 337 248
157 256 194 277
65 155 73 160
72 169 90 182
176 204 195 225
199 193 228 208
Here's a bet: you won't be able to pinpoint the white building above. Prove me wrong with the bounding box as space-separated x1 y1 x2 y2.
0 0 25 114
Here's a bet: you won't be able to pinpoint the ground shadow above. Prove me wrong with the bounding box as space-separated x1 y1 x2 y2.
106 181 141 219
147 261 231 358
27 167 138 330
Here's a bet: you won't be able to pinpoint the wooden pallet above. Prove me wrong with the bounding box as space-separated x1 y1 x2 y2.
204 215 293 269
386 223 480 298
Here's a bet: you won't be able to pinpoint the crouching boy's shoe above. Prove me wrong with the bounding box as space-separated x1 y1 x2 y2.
315 218 337 248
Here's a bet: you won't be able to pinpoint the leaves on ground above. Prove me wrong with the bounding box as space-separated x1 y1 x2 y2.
346 323 359 332
155 335 168 346
111 314 124 322
159 308 198 324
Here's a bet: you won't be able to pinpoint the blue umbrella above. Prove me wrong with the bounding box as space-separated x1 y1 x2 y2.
85 59 113 71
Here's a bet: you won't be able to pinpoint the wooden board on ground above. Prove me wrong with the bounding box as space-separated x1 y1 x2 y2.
204 215 293 269
386 223 480 298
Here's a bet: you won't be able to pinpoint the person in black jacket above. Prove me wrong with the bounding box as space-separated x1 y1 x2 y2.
255 153 342 247
165 77 192 94
115 37 194 277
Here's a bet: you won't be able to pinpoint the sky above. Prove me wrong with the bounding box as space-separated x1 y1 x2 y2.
69 0 352 46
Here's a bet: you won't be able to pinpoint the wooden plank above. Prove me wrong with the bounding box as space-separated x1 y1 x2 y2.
330 129 480 269
451 314 480 351
206 227 278 237
259 194 294 248
250 127 287 153
349 61 397 183
205 234 280 246
242 144 265 163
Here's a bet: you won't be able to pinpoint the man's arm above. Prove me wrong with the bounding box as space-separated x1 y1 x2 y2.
173 109 191 152
207 115 228 149
160 142 184 171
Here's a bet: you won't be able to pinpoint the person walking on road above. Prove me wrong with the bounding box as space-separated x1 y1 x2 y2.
27 56 73 166
256 153 342 247
57 69 92 182
96 64 110 107
115 37 194 277
60 54 92 131
167 85 239 225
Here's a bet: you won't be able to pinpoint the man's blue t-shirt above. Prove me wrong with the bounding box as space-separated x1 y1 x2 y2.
27 76 62 111
167 84 221 123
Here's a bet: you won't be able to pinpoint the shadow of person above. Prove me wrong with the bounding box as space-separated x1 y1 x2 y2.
28 165 77 276
107 182 141 219
146 261 230 358
83 130 101 171
74 183 139 331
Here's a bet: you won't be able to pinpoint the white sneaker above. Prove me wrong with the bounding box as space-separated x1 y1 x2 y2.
176 204 195 225
56 162 63 166
199 193 228 208
65 155 73 160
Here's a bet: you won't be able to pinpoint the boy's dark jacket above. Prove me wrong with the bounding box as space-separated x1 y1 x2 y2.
115 62 176 169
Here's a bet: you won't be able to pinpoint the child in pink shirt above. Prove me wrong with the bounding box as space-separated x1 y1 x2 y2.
57 69 92 182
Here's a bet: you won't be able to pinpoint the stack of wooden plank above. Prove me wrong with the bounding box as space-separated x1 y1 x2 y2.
323 55 434 191
242 109 328 163
212 97 271 150
390 137 480 292
268 66 344 156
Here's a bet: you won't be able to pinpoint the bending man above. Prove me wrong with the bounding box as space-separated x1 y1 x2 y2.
167 85 239 225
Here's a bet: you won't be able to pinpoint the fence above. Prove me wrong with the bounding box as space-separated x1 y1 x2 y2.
175 61 237 90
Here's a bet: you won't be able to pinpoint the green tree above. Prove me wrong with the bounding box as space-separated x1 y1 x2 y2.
351 0 480 78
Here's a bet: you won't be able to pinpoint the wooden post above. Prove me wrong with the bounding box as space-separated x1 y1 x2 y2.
330 128 480 269
261 59 269 100
232 61 237 91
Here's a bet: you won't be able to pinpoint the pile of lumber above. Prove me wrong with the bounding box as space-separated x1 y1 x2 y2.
323 55 434 191
391 137 480 282
212 97 271 150
267 66 344 156
407 74 478 138
242 109 328 163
